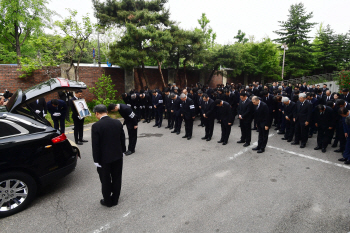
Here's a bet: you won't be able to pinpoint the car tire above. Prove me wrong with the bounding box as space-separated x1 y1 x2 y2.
0 172 37 218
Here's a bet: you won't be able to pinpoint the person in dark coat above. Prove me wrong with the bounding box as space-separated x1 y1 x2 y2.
28 97 47 118
152 90 164 128
314 104 335 152
58 90 74 121
292 93 313 148
170 93 182 135
201 94 215 141
180 93 195 140
164 89 174 129
69 90 87 145
281 97 296 142
237 92 255 147
92 104 126 207
215 99 233 145
47 99 67 134
108 103 138 156
140 91 152 123
252 96 270 153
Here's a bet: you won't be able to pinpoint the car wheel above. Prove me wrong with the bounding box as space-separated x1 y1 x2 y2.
0 172 37 218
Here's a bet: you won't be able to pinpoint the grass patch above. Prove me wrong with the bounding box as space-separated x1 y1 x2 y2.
45 110 122 127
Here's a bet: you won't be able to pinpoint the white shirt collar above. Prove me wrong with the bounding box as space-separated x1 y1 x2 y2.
100 115 108 120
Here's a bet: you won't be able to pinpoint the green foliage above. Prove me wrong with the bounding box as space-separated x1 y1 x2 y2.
334 70 350 90
88 74 120 107
234 30 249 44
274 3 317 78
0 0 54 64
197 13 217 49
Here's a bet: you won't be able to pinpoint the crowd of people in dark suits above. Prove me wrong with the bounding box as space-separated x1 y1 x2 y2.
119 81 350 162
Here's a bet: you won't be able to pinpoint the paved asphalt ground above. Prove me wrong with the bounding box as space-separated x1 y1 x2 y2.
2 117 350 233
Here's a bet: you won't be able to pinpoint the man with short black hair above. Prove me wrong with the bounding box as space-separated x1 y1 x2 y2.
92 104 126 207
201 94 215 141
215 99 233 145
237 92 255 147
180 93 195 140
47 99 67 133
108 103 138 156
152 90 164 128
314 104 335 152
170 93 182 135
252 96 270 153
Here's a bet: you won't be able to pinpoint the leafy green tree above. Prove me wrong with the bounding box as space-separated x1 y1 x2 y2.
197 13 216 49
0 0 53 65
89 73 119 106
93 0 172 88
234 30 249 44
274 3 317 78
54 9 94 81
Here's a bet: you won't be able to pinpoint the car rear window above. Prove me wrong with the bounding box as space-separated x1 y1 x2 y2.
0 122 21 137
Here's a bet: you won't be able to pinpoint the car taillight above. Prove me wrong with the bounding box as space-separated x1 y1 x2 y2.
52 134 67 144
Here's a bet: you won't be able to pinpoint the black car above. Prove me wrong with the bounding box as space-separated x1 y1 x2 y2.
0 78 86 218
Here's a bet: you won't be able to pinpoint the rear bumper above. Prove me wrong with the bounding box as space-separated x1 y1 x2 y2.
38 155 78 186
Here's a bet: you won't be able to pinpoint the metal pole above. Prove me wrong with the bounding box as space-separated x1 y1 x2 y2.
98 32 101 67
281 47 286 80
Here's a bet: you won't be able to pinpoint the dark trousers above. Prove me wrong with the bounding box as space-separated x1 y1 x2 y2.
140 107 145 119
204 118 215 139
73 116 84 142
184 118 193 137
240 119 252 143
174 115 182 133
231 108 237 124
334 122 346 151
221 122 231 143
167 109 173 127
285 120 295 140
257 124 269 149
127 126 137 152
294 120 309 144
53 116 66 134
155 108 163 126
309 114 316 136
145 106 152 121
317 127 332 148
97 159 123 206
280 114 286 132
65 104 70 121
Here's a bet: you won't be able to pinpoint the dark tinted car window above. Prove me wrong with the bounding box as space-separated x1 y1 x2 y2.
0 122 21 137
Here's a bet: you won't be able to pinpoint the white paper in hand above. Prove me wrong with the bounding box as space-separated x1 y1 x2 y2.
35 110 40 114
94 163 102 168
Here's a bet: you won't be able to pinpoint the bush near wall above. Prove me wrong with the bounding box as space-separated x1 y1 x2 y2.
334 70 350 90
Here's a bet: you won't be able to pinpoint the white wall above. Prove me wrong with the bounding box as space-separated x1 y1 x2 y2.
314 81 339 93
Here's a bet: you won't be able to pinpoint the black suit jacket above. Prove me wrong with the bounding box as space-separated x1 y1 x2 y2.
238 98 255 122
91 116 126 164
201 98 215 119
255 101 270 127
47 100 67 119
58 91 73 102
28 98 47 117
181 97 195 120
315 106 336 129
322 95 334 105
284 101 296 120
172 97 182 117
294 101 312 123
219 101 234 124
118 104 138 129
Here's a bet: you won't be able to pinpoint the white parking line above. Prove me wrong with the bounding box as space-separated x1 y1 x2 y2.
267 145 350 170
92 223 111 233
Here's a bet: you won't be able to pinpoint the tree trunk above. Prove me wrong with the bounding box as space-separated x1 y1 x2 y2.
14 24 21 65
141 61 150 87
206 65 219 85
157 60 166 88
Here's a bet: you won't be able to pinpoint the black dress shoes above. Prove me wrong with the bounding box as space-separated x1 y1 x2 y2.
217 140 223 143
143 120 147 123
171 130 176 133
182 135 188 138
169 127 173 130
300 144 306 148
153 125 158 127
222 142 227 145
158 125 161 128
76 142 83 145
176 132 180 135
291 142 299 145
277 131 285 135
331 144 337 148
314 146 321 150
237 140 245 143
334 149 342 153
81 139 88 142
281 138 287 140
287 139 292 142
345 160 350 165
243 143 250 147
187 137 192 140
321 148 326 153
257 149 265 153
125 150 135 156
206 138 211 141
252 127 257 130
252 147 259 151
100 199 112 207
201 137 207 140
338 158 347 161
165 126 170 129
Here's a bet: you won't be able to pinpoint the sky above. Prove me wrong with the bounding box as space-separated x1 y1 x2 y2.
48 0 350 44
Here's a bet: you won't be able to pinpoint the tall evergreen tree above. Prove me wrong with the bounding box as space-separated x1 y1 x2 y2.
274 3 316 78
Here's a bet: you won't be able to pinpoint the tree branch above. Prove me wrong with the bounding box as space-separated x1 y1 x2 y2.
3 35 15 47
